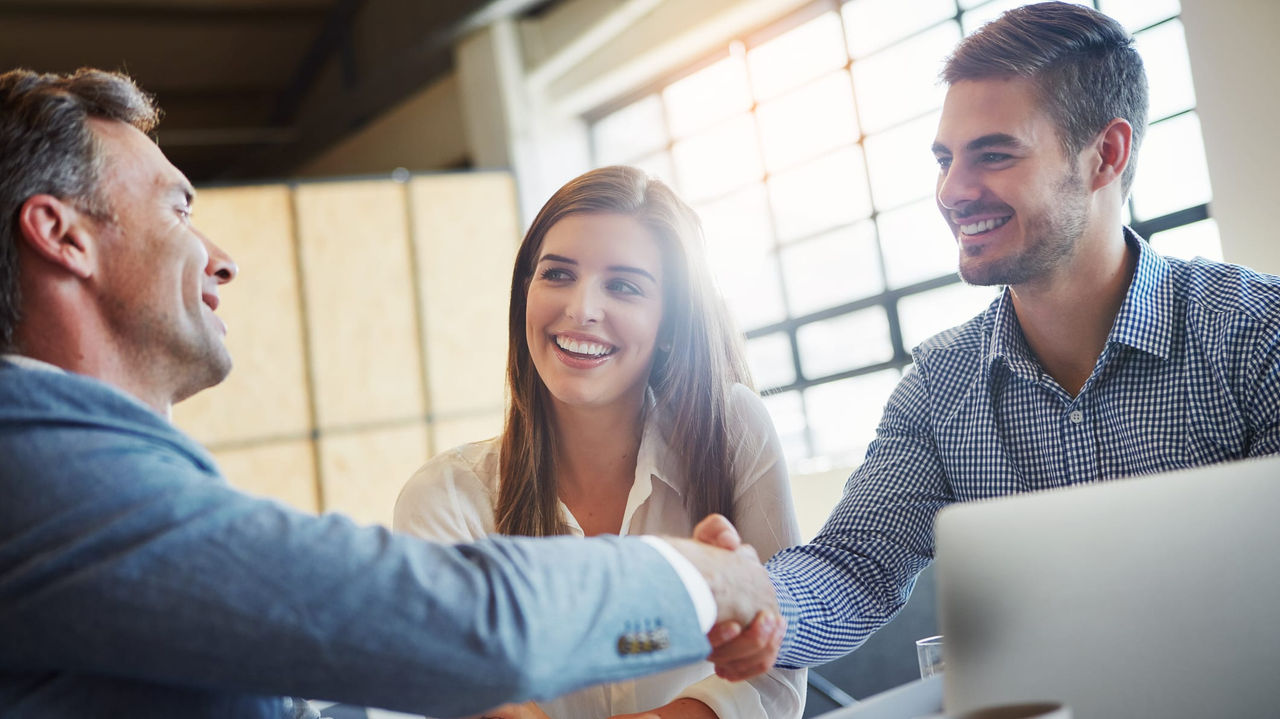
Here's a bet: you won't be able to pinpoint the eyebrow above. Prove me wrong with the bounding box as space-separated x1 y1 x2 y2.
172 182 196 205
933 132 1028 157
538 253 658 283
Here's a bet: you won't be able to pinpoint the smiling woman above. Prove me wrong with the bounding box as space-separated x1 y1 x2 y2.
394 166 806 719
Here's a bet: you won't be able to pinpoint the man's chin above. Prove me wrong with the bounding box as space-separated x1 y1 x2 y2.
174 352 233 405
958 254 1035 287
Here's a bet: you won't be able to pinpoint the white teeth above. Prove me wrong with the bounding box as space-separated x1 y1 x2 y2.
959 216 1011 235
556 336 613 357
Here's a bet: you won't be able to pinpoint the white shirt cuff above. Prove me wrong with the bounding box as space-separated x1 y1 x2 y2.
639 536 716 633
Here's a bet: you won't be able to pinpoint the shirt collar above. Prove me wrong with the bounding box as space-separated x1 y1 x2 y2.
0 354 67 374
986 288 1036 375
985 227 1173 373
637 389 685 499
1107 228 1174 360
557 389 686 538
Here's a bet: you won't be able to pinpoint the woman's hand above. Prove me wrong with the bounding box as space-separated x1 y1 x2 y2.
470 701 552 719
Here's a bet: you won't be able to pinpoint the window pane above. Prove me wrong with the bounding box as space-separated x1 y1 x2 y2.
672 114 762 202
780 221 884 316
721 255 787 331
877 197 958 288
852 22 957 134
762 390 809 462
1148 218 1223 262
747 333 796 390
1136 19 1196 121
1098 0 1180 32
768 146 871 241
1130 112 1212 221
698 186 787 330
864 111 942 211
592 95 668 166
897 281 1001 349
630 152 677 192
757 70 859 173
748 11 848 101
962 0 1091 34
796 307 893 378
663 54 752 138
805 369 900 466
843 0 955 58
698 183 772 261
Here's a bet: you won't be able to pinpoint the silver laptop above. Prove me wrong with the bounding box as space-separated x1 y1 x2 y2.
935 455 1280 718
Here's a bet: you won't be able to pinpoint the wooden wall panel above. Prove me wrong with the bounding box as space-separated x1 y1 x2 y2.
409 172 516 437
173 171 520 523
294 181 425 429
319 424 429 527
213 440 320 515
429 413 504 456
174 185 311 445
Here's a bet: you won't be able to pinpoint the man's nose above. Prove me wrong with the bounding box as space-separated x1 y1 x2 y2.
936 163 981 212
203 234 238 284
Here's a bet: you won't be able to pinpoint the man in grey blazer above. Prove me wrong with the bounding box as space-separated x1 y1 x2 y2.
0 68 783 718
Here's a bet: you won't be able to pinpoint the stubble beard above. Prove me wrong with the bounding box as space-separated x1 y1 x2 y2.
957 166 1090 287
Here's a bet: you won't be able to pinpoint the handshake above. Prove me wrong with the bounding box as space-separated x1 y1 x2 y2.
666 515 786 682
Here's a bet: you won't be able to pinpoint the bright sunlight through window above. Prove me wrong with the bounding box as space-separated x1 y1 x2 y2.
589 0 1218 471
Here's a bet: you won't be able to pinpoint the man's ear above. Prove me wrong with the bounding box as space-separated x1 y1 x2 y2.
1087 118 1133 192
17 194 97 279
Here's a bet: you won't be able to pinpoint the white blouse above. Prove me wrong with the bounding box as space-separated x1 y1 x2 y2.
394 384 806 719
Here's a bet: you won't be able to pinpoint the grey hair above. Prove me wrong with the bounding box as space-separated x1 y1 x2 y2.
0 67 160 350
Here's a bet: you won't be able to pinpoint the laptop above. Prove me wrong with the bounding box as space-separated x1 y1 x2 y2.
934 455 1280 718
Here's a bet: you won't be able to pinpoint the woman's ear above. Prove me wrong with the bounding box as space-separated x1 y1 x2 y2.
17 194 97 279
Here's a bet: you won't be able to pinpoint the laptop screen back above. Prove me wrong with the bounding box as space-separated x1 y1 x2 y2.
934 455 1280 718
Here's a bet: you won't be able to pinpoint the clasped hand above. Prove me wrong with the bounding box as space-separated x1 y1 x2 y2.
670 514 786 682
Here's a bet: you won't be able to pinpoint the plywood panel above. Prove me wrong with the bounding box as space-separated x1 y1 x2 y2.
409 172 517 420
429 413 505 456
319 423 429 528
174 185 312 445
213 439 320 515
294 181 425 428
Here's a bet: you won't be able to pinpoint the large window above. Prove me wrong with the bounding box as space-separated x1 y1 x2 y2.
589 0 1216 471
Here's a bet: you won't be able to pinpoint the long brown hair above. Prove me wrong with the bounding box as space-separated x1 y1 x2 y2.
496 165 752 537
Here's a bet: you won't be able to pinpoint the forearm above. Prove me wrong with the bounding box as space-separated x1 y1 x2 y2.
2 451 709 716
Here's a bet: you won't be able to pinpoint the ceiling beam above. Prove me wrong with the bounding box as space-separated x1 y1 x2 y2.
0 1 328 23
270 0 366 125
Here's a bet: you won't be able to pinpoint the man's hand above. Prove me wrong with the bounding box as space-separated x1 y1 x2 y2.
665 514 776 626
469 701 552 719
665 514 785 681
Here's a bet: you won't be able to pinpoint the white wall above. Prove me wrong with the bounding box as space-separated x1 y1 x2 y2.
1181 0 1280 274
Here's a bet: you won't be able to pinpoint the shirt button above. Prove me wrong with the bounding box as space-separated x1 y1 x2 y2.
1069 410 1084 424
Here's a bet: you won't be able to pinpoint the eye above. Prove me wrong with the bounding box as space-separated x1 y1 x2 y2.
934 156 952 171
980 152 1013 164
606 278 642 296
538 267 573 282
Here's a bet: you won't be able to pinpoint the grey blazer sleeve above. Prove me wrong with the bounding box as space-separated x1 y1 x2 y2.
0 379 707 717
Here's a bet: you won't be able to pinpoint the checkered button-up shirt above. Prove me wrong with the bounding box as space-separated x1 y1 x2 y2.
768 231 1280 668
